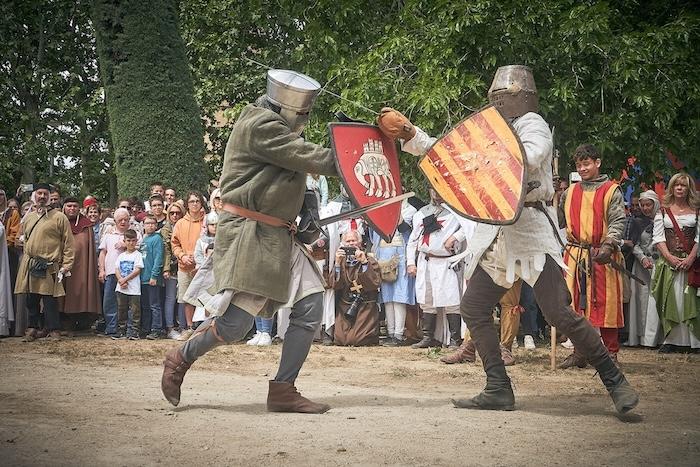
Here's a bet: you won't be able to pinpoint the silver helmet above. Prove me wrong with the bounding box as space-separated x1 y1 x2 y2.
266 69 321 134
487 65 539 120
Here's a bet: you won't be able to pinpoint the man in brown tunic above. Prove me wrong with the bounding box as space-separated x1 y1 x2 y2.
61 197 102 330
333 230 381 346
15 184 74 340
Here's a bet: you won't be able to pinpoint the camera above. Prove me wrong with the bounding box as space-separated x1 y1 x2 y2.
344 293 363 321
341 246 357 264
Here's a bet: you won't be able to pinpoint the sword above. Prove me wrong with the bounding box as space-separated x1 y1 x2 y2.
608 258 647 285
318 192 414 226
564 245 646 286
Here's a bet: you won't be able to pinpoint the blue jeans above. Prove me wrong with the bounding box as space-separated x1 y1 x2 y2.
520 282 540 336
103 274 118 335
142 284 163 332
163 276 178 329
255 316 273 334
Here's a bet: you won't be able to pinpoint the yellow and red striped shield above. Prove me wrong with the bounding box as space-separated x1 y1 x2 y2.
419 105 527 225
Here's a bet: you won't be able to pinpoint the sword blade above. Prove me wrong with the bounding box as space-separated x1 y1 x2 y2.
608 259 646 285
318 192 414 227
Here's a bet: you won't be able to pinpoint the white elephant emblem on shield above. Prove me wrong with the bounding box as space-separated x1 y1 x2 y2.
354 139 397 199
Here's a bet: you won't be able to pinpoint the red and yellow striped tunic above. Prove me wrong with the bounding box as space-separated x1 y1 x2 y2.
563 181 624 328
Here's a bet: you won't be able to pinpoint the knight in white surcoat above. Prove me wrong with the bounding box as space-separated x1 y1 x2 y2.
378 65 639 416
406 188 466 348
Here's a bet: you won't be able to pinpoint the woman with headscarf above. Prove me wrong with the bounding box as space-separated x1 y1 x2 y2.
651 172 700 353
626 190 663 347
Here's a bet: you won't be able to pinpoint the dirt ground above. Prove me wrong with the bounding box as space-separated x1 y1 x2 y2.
0 335 698 467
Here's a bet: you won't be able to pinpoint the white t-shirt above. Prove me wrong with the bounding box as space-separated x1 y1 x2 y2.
115 250 144 296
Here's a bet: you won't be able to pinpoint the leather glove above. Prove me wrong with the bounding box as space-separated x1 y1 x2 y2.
592 241 615 264
377 107 416 141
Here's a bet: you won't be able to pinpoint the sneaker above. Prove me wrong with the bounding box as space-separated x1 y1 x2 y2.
128 333 140 341
524 335 536 350
246 331 262 346
177 328 194 341
110 332 127 340
256 332 272 346
146 331 163 340
561 338 574 349
167 329 182 340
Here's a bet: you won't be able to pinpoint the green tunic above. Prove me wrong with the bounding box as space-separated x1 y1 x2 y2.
212 103 337 304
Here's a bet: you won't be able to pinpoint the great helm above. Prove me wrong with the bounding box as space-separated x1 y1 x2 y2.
266 69 322 134
487 65 539 120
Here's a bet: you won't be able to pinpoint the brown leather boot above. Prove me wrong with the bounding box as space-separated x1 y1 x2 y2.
558 351 587 369
440 339 476 364
500 344 515 366
267 381 330 414
161 347 192 406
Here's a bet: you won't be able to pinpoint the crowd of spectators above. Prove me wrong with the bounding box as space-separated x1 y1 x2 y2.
0 171 698 360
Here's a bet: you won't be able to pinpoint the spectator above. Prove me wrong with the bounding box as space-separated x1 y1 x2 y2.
306 173 329 207
14 183 74 341
373 199 417 346
333 230 381 346
1 189 20 248
61 197 102 331
130 197 147 224
98 207 136 337
171 191 205 340
652 172 699 353
191 211 218 328
113 229 143 339
20 200 34 218
519 283 541 350
141 215 165 339
626 190 663 347
498 280 523 366
85 200 101 248
164 188 176 207
148 194 167 230
208 189 222 215
49 187 62 209
161 201 184 339
407 188 465 348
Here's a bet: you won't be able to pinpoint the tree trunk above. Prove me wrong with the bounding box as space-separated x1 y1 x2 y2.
91 0 207 200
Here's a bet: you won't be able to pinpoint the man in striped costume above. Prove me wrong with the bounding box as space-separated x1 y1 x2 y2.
559 144 626 367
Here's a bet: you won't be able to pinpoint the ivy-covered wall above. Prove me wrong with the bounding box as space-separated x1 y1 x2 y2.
92 0 207 200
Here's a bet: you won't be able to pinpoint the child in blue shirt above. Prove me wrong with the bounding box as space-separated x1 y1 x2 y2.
141 214 165 339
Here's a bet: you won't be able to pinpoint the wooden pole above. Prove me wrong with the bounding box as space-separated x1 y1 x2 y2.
551 150 560 370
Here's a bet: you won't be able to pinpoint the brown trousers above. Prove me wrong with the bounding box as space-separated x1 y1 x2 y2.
499 280 522 350
461 256 609 372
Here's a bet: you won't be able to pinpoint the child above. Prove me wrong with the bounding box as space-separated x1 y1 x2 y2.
141 215 165 339
113 229 144 340
190 212 217 328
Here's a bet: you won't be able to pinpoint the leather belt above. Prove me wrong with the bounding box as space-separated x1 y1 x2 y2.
425 253 452 259
524 200 554 208
222 203 297 234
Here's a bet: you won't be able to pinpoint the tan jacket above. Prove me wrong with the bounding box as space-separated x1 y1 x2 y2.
171 212 203 272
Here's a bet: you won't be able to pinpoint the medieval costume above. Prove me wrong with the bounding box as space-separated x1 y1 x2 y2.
560 173 626 361
379 65 638 414
407 201 465 347
371 199 417 345
333 255 381 346
162 69 338 414
652 209 699 349
626 191 662 347
62 212 102 329
319 194 365 341
15 204 75 335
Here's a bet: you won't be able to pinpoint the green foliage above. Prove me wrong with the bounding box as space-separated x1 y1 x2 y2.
92 0 208 200
0 0 113 201
180 0 700 195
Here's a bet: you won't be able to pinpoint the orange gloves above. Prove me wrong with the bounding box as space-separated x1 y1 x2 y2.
377 107 416 141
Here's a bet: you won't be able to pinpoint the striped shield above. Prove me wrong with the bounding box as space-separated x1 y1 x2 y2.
419 105 527 225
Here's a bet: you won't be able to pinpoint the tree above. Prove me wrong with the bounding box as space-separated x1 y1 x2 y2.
92 0 208 200
0 0 113 200
180 0 700 196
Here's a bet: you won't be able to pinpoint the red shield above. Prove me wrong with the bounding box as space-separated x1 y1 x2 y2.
328 123 403 242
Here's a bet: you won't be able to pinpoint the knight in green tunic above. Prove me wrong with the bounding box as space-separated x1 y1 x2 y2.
161 70 338 413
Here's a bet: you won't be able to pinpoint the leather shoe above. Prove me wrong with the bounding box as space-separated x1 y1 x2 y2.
161 347 192 406
267 381 330 414
440 339 476 364
558 352 587 369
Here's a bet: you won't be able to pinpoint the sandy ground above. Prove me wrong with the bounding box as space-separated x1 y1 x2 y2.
0 335 698 467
